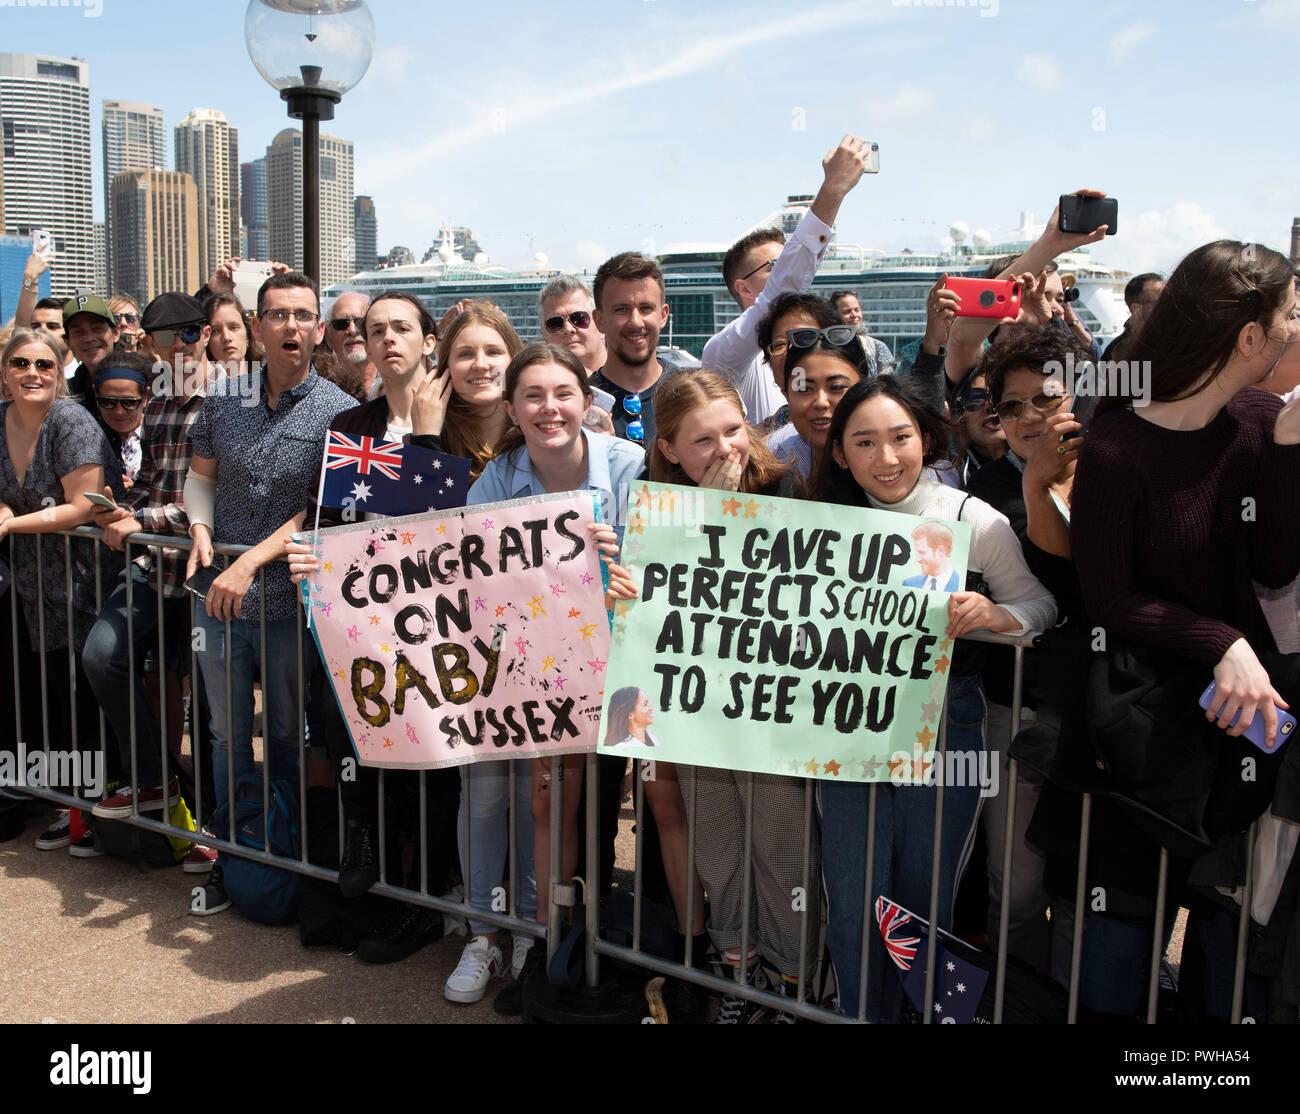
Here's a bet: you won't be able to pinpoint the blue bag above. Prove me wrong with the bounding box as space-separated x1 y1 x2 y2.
212 776 302 925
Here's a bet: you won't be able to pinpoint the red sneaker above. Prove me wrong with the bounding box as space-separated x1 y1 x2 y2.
183 842 217 874
92 779 179 819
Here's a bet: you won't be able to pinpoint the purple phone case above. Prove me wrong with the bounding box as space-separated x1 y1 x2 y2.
1198 681 1295 752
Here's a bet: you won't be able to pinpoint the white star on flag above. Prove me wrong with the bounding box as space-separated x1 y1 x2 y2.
432 459 442 470
956 982 966 993
933 1002 942 1014
413 474 423 485
351 481 373 503
444 478 454 488
946 961 955 972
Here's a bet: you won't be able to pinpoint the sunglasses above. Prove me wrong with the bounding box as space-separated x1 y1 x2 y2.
147 324 203 347
767 324 858 357
113 312 140 326
544 310 592 333
96 395 145 412
958 389 995 414
7 356 57 372
995 391 1069 422
621 393 644 442
329 315 366 332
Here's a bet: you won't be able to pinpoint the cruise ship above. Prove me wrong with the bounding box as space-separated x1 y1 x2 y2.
325 198 1132 363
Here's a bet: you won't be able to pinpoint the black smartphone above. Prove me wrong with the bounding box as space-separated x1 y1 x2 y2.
184 565 219 601
1058 194 1118 236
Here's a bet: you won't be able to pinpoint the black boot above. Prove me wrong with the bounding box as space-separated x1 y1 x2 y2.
338 820 379 898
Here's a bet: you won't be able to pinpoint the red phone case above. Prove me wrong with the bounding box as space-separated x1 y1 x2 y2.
945 276 1022 320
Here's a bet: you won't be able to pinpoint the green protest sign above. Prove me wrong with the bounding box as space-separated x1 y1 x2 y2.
601 482 971 782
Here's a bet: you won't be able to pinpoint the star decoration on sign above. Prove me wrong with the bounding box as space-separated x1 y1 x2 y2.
401 532 416 546
656 490 677 512
496 605 506 617
550 583 566 597
334 670 345 680
916 725 935 749
528 595 547 618
369 615 381 626
889 755 912 780
921 698 941 722
380 642 393 654
579 623 599 640
541 655 556 671
764 503 777 516
320 602 333 617
350 481 373 503
938 637 954 654
743 499 760 519
482 518 494 530
721 497 742 517
804 758 820 776
580 572 594 586
615 601 632 618
567 607 581 618
514 637 528 656
406 723 420 745
436 524 447 536
554 676 566 690
383 737 393 750
934 654 950 675
626 514 645 536
587 657 606 675
634 484 653 509
474 597 487 611
323 561 333 573
823 759 841 777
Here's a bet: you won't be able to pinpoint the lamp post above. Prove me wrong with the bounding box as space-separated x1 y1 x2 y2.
244 0 374 285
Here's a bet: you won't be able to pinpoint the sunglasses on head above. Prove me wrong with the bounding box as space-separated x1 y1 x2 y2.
329 315 366 332
995 391 1069 423
96 395 144 412
544 310 592 333
147 324 203 347
767 324 858 357
7 356 56 372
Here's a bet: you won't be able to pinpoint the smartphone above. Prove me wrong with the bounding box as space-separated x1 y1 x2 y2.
945 276 1022 320
232 261 274 311
82 491 118 510
864 141 880 174
31 229 53 263
589 385 616 414
1058 194 1118 236
1198 681 1296 752
184 565 220 602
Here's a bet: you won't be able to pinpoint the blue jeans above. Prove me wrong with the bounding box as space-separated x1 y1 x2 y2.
82 565 189 788
458 760 536 935
194 609 310 816
818 672 987 1022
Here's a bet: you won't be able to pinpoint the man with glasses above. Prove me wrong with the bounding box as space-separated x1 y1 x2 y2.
590 252 670 446
702 135 874 425
181 272 355 915
325 291 379 399
538 276 607 374
84 294 220 872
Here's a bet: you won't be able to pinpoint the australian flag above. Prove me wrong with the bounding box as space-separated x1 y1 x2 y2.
876 896 989 1024
320 431 471 517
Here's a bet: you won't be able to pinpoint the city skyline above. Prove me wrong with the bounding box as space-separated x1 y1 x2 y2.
0 1 1298 282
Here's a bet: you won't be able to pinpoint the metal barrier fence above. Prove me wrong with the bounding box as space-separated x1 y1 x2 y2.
2 526 1265 1024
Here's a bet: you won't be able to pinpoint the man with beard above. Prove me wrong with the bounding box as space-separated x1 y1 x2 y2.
324 291 379 399
590 252 669 446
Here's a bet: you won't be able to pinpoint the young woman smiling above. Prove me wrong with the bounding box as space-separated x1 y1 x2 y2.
435 302 520 481
811 375 1056 1021
450 342 641 1012
649 370 809 1023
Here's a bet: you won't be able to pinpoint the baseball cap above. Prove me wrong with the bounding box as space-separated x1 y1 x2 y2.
62 291 116 328
141 292 205 333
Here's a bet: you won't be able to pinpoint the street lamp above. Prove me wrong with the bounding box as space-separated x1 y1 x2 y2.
244 0 374 284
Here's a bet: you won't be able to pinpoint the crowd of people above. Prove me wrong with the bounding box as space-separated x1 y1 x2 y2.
2 134 1299 1025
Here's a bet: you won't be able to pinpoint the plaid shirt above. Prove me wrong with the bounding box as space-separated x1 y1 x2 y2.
121 387 207 598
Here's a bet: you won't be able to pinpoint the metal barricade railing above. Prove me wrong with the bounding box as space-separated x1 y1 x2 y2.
2 527 1265 1024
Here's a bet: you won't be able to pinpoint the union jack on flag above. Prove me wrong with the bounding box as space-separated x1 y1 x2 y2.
876 896 922 971
325 432 405 481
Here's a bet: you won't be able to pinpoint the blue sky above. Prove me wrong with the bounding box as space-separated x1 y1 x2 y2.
5 0 1298 276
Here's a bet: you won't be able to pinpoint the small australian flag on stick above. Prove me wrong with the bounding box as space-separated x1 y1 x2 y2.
320 431 471 517
876 896 989 1023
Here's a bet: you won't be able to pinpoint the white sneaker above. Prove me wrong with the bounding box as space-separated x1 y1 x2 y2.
444 935 504 1003
511 933 535 980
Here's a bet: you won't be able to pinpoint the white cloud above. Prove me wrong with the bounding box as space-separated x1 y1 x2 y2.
960 112 998 142
1093 202 1232 275
1260 0 1300 31
1109 21 1156 59
865 83 936 122
370 46 417 86
1017 53 1063 93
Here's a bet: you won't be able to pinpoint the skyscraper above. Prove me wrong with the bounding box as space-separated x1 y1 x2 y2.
266 127 354 287
354 195 377 275
175 108 240 284
102 100 165 292
93 219 107 295
111 169 199 307
0 53 94 296
241 157 268 260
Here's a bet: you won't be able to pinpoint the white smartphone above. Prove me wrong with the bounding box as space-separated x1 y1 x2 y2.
590 385 616 414
232 261 273 311
32 229 54 263
864 142 880 174
82 491 118 510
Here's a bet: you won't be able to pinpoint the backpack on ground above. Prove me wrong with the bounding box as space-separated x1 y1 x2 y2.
212 776 302 925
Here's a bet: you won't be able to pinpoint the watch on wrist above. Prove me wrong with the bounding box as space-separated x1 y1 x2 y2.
22 277 38 290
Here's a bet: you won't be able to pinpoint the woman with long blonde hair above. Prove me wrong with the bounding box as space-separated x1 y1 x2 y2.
435 302 520 480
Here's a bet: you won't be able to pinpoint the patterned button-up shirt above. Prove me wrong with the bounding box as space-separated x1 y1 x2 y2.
122 385 207 598
189 365 355 620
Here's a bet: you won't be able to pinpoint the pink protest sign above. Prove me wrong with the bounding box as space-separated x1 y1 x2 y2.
305 491 611 769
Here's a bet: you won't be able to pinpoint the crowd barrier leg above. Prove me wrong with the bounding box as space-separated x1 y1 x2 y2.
297 601 308 866
1230 820 1258 1023
854 782 878 1022
584 751 599 988
922 702 948 1024
991 644 1025 1023
683 764 698 976
547 755 564 964
1145 848 1170 1024
1066 793 1093 1023
632 760 644 953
